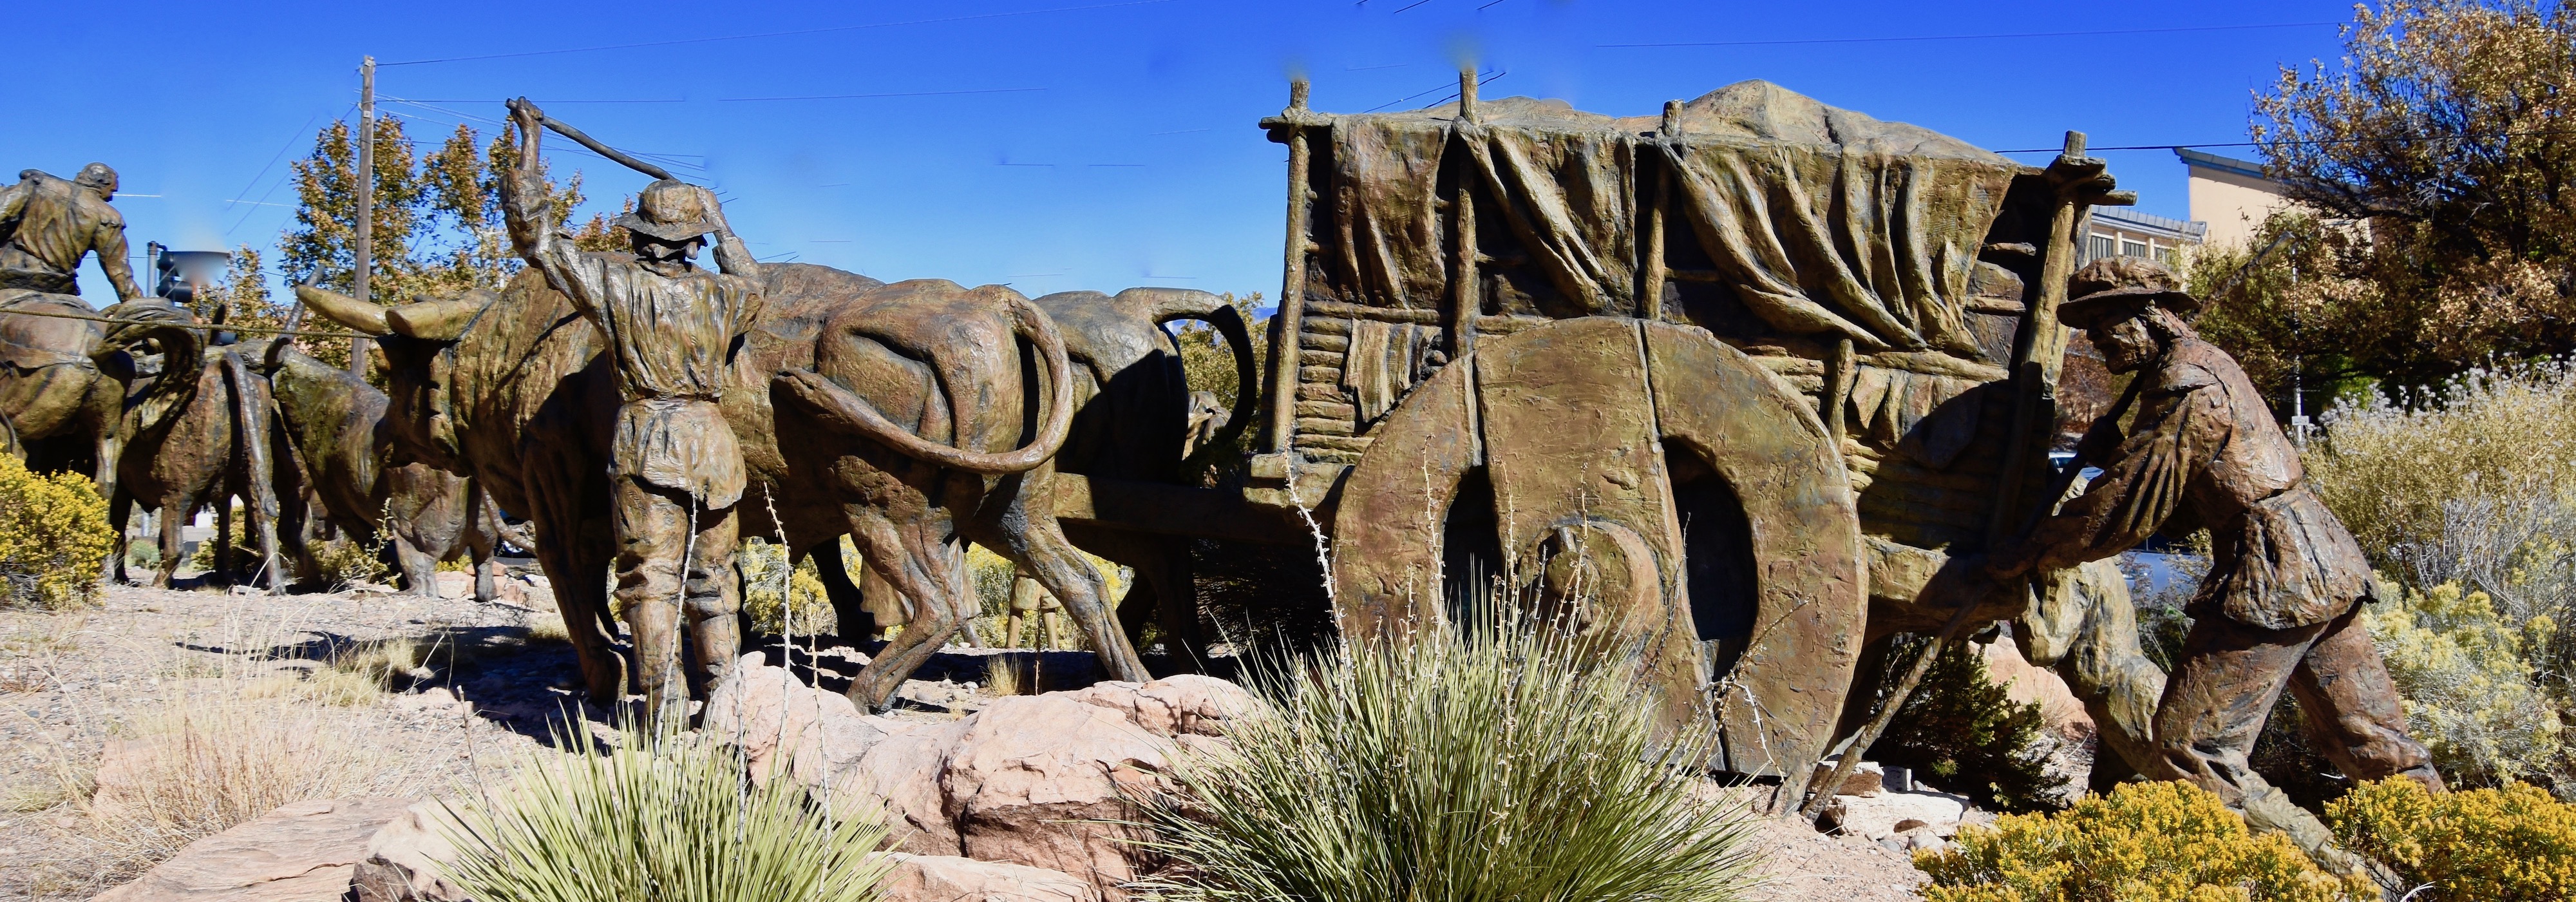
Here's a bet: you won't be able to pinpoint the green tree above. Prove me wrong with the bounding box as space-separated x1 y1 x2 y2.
2250 0 2576 389
279 117 424 299
1172 291 1265 411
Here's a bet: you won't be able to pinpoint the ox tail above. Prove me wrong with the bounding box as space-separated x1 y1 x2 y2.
1115 287 1258 475
775 295 1075 475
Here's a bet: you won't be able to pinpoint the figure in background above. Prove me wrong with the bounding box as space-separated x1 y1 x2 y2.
500 99 764 723
0 164 145 303
1984 256 2439 880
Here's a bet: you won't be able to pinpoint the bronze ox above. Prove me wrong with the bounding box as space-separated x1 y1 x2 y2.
103 341 287 591
260 341 506 600
294 265 1246 710
0 295 202 516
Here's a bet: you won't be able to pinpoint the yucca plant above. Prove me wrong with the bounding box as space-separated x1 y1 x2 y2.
1131 599 1763 902
438 717 891 902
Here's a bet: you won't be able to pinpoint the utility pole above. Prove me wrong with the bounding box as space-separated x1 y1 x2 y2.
352 55 375 377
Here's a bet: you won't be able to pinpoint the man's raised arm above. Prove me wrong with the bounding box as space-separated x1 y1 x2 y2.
500 98 598 316
91 213 144 303
701 188 761 283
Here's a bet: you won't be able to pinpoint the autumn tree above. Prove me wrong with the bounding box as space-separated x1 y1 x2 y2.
2246 0 2576 389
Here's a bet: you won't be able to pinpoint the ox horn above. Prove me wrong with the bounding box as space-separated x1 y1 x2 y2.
292 284 390 336
384 292 490 341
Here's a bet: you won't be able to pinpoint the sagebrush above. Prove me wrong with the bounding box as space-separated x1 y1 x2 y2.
1915 780 2373 901
0 452 113 608
1132 603 1763 902
2328 776 2576 901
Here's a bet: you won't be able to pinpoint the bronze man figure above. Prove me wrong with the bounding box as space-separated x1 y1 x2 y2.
1985 257 2439 876
0 164 146 302
500 99 761 722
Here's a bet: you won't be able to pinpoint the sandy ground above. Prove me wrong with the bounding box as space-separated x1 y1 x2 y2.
1 580 1931 901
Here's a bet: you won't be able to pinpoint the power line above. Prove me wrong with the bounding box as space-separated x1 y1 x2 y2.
1992 128 2576 155
388 98 686 104
1363 68 1505 113
379 0 1182 66
225 106 348 236
716 88 1046 102
1602 21 2338 48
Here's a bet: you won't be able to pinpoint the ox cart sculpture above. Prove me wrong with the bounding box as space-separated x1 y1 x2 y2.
1051 74 2142 811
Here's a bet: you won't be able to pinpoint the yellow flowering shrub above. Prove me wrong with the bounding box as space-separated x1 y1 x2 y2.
740 537 834 635
2362 582 2566 786
0 454 113 608
1915 780 2372 901
2328 778 2576 901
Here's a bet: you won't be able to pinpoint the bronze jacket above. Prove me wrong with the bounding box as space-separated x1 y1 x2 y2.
0 171 142 300
2026 336 2374 629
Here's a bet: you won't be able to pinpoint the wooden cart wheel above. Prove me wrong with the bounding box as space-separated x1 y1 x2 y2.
1330 317 1864 800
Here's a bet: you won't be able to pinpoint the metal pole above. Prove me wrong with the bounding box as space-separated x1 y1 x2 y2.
352 55 375 378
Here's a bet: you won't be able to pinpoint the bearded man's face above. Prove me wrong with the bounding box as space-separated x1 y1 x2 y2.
2093 316 2160 374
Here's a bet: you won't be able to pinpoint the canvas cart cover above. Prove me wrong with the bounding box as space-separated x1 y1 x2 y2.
1316 80 2022 358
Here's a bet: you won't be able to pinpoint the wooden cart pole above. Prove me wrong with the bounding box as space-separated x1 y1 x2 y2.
1265 79 1318 455
1448 69 1481 360
1640 100 1680 321
1801 131 2094 820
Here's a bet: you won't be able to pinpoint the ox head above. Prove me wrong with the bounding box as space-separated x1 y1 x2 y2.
289 283 493 472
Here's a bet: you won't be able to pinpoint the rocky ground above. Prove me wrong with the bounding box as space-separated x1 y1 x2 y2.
4 579 1936 901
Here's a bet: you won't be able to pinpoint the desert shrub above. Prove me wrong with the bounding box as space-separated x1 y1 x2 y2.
307 533 392 588
739 537 834 636
2328 777 2576 901
2306 362 2576 793
1864 635 2067 812
2307 360 2576 569
439 720 891 902
0 453 113 608
1915 780 2373 901
1132 603 1763 902
2363 582 2567 787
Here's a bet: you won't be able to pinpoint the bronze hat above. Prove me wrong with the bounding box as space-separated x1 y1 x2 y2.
2059 256 2202 330
611 178 715 243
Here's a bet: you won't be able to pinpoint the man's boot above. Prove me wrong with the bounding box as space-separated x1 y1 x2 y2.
628 597 687 729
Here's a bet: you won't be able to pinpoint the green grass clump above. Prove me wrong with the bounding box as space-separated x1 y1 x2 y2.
1132 602 1762 902
439 718 891 902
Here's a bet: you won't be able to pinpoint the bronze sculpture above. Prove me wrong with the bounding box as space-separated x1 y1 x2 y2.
1 165 144 301
1984 256 2439 874
0 166 202 510
106 340 286 591
262 341 504 599
500 99 763 719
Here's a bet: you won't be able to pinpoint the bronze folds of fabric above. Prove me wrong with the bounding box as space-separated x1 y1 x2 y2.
612 398 746 508
2200 485 2377 630
1313 82 2020 354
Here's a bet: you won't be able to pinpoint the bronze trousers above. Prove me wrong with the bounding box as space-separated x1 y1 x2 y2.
2152 602 2440 801
612 475 741 722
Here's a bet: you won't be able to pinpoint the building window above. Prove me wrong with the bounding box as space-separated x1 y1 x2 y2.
2087 234 2118 260
2154 244 2176 264
2121 239 2148 258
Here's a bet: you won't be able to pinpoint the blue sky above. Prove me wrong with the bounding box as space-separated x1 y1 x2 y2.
8 0 2362 306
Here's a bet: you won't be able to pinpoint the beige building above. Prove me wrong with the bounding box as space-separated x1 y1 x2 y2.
2081 206 2206 266
2178 149 2295 250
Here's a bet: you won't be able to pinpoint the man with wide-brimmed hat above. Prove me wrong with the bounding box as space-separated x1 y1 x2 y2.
0 163 145 302
1984 256 2439 879
499 98 762 724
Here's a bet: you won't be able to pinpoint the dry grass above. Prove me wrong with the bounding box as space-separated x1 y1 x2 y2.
984 654 1028 696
